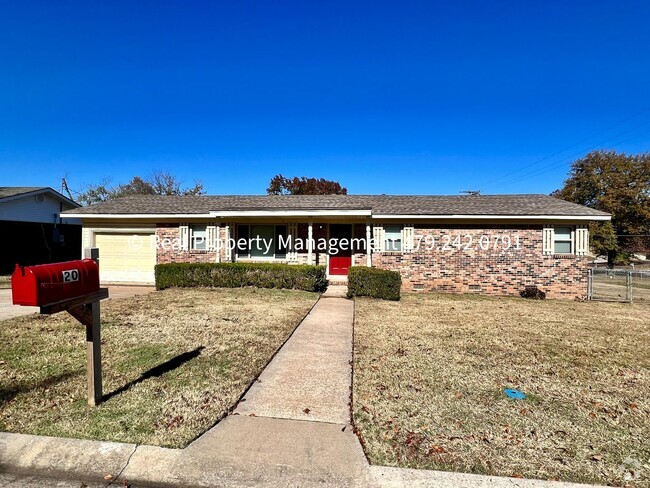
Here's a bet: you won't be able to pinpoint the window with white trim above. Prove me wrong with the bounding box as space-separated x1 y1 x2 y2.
384 224 402 252
553 226 573 254
190 224 207 250
236 224 288 259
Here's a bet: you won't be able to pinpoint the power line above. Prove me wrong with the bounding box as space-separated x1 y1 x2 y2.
484 107 650 188
491 117 650 189
491 122 650 190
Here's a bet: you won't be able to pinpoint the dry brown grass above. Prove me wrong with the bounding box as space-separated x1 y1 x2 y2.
0 287 316 447
353 293 650 486
0 275 10 289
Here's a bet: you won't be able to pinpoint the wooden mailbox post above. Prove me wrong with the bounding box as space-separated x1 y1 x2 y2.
11 248 109 406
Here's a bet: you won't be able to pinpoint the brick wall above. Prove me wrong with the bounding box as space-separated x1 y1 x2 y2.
352 223 368 267
155 224 218 264
372 224 588 299
155 222 588 299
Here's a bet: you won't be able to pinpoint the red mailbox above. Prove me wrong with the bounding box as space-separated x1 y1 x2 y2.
12 259 100 307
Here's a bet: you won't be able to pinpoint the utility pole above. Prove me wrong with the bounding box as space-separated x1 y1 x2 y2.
61 177 74 201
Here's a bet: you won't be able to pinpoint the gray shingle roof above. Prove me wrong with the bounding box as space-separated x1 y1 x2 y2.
62 194 610 217
0 186 80 207
0 187 48 199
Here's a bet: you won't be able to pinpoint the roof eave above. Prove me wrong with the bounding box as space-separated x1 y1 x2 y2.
0 187 80 208
372 213 611 220
61 211 611 221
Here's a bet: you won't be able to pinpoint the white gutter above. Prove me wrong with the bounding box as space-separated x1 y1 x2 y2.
372 214 611 221
61 213 215 219
210 209 372 217
62 212 610 221
63 209 373 218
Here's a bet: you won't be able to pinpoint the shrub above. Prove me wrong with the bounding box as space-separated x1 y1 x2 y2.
347 266 401 300
520 285 546 300
155 262 328 293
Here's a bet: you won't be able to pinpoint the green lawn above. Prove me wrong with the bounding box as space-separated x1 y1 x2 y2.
353 293 650 487
0 287 317 447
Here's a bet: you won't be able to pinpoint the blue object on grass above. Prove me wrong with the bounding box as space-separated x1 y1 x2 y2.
504 389 526 400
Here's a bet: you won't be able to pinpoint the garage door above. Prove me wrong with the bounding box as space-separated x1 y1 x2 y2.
94 233 156 284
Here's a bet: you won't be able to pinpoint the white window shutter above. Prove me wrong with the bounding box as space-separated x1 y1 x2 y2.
542 226 554 255
402 225 414 252
372 225 385 252
224 223 232 261
575 225 589 256
206 225 217 251
215 224 221 262
179 224 189 251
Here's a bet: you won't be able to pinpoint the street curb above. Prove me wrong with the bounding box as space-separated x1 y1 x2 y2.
0 431 140 484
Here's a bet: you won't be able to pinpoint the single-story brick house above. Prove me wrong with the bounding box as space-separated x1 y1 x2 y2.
62 194 610 299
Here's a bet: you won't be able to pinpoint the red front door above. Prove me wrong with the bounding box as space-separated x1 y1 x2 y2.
329 224 352 276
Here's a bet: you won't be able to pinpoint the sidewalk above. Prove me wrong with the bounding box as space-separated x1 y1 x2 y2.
0 291 602 487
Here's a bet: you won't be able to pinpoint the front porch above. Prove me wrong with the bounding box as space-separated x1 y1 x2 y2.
176 219 374 279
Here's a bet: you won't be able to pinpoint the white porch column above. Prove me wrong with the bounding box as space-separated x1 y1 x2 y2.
224 223 232 262
366 219 372 267
307 220 314 265
215 221 221 263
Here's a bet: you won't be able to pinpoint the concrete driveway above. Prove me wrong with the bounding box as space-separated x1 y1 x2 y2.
0 286 155 322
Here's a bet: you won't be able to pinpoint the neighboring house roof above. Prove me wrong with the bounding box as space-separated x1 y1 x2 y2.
0 187 46 199
0 186 80 208
61 194 610 220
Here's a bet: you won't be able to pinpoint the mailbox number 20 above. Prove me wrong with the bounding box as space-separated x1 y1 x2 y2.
62 269 80 283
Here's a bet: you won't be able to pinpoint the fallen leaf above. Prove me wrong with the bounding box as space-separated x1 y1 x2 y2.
303 408 311 414
590 454 603 462
104 474 113 480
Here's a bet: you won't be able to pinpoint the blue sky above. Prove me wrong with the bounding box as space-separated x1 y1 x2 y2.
1 0 649 197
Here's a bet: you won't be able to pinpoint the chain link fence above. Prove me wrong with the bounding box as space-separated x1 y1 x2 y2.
588 268 650 303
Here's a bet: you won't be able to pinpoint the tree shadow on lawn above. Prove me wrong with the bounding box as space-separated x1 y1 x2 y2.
0 369 84 405
103 346 205 402
0 347 204 406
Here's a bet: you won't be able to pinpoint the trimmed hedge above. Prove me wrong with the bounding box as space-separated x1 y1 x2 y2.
347 266 401 300
155 262 328 293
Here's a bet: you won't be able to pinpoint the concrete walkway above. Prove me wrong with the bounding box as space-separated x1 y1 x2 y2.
234 293 353 423
0 291 603 487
